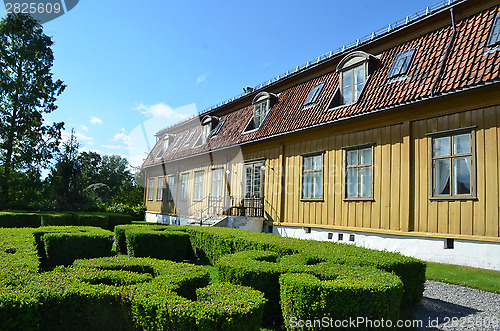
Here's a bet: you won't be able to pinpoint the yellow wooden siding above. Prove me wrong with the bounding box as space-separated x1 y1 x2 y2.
145 105 499 240
411 106 500 238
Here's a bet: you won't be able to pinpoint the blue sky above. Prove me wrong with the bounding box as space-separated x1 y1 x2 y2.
1 0 438 168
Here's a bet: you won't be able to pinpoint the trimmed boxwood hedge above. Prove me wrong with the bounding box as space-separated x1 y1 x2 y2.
33 226 114 267
0 224 425 330
0 212 41 228
0 243 266 331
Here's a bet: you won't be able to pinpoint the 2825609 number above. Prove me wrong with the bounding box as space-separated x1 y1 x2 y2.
5 2 62 14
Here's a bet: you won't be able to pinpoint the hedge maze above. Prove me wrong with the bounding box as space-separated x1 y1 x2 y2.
0 222 426 330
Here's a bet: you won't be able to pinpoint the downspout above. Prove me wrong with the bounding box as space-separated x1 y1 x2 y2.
430 8 456 97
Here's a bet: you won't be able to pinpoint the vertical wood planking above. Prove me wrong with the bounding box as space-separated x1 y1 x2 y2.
484 107 499 237
473 109 485 236
390 125 401 231
449 113 461 235
372 128 382 229
335 135 343 226
401 121 411 232
381 127 391 230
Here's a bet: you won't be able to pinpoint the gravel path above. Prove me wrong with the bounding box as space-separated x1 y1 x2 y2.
413 280 500 330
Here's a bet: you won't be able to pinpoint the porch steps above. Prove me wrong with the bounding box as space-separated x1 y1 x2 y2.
186 215 228 227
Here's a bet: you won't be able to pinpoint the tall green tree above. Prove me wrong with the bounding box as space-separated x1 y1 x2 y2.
0 13 65 203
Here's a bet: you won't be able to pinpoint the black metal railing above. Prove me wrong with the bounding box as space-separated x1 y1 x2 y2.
226 196 264 217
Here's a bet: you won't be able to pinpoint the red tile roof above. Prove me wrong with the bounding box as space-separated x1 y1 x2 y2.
143 4 500 168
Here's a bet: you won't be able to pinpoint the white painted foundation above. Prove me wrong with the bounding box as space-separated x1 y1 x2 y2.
267 225 500 271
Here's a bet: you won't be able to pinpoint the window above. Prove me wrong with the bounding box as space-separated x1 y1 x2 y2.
330 51 376 109
155 136 170 158
304 82 325 106
211 119 226 137
157 177 165 201
166 175 175 201
172 134 184 149
147 178 155 201
244 92 276 132
193 171 204 200
345 144 373 199
388 48 415 78
184 130 196 146
202 124 211 144
211 168 223 199
254 101 268 128
302 153 323 199
180 173 188 201
341 65 365 104
488 15 500 46
430 129 475 198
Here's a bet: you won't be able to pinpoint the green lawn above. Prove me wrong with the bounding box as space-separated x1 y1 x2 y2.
426 262 500 293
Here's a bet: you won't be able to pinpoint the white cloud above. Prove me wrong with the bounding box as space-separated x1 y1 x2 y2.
89 116 103 125
196 72 209 84
263 62 271 68
127 103 198 168
133 102 193 119
81 125 88 132
112 132 130 145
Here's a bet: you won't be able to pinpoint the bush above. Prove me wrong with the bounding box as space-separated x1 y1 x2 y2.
103 212 132 231
40 212 73 226
33 226 114 266
0 212 41 228
185 226 425 306
72 212 109 228
125 228 193 261
114 224 169 255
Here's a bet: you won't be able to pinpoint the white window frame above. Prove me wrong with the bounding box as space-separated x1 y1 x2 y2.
428 127 477 200
211 168 224 199
193 171 204 201
147 178 155 201
180 173 189 201
343 143 374 200
156 177 165 201
301 152 324 200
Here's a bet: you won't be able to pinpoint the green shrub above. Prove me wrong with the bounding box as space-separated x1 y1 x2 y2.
40 212 73 226
279 267 403 330
125 228 193 261
103 212 132 231
114 224 168 255
217 250 283 328
196 283 266 331
72 212 109 228
33 226 114 267
0 212 41 228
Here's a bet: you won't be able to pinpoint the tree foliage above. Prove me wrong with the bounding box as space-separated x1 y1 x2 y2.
0 13 65 202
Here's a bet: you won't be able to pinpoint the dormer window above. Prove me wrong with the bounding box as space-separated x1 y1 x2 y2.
172 134 184 149
303 82 325 107
243 92 277 132
254 101 268 128
341 65 365 104
184 130 196 146
211 118 226 137
198 115 219 144
329 51 377 109
488 14 500 46
155 135 171 158
388 48 415 79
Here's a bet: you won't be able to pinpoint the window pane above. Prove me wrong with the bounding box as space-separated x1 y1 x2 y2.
313 155 322 170
313 171 322 198
354 82 364 101
454 157 471 195
343 70 352 88
304 157 312 171
354 66 364 85
343 86 353 104
434 159 451 195
347 150 358 166
453 134 470 154
360 148 371 164
360 167 371 197
347 168 358 197
303 173 312 198
434 137 450 156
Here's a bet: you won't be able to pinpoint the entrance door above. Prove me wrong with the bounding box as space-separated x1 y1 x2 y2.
244 161 264 216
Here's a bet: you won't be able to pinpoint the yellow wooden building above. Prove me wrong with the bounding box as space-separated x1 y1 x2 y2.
142 0 500 270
